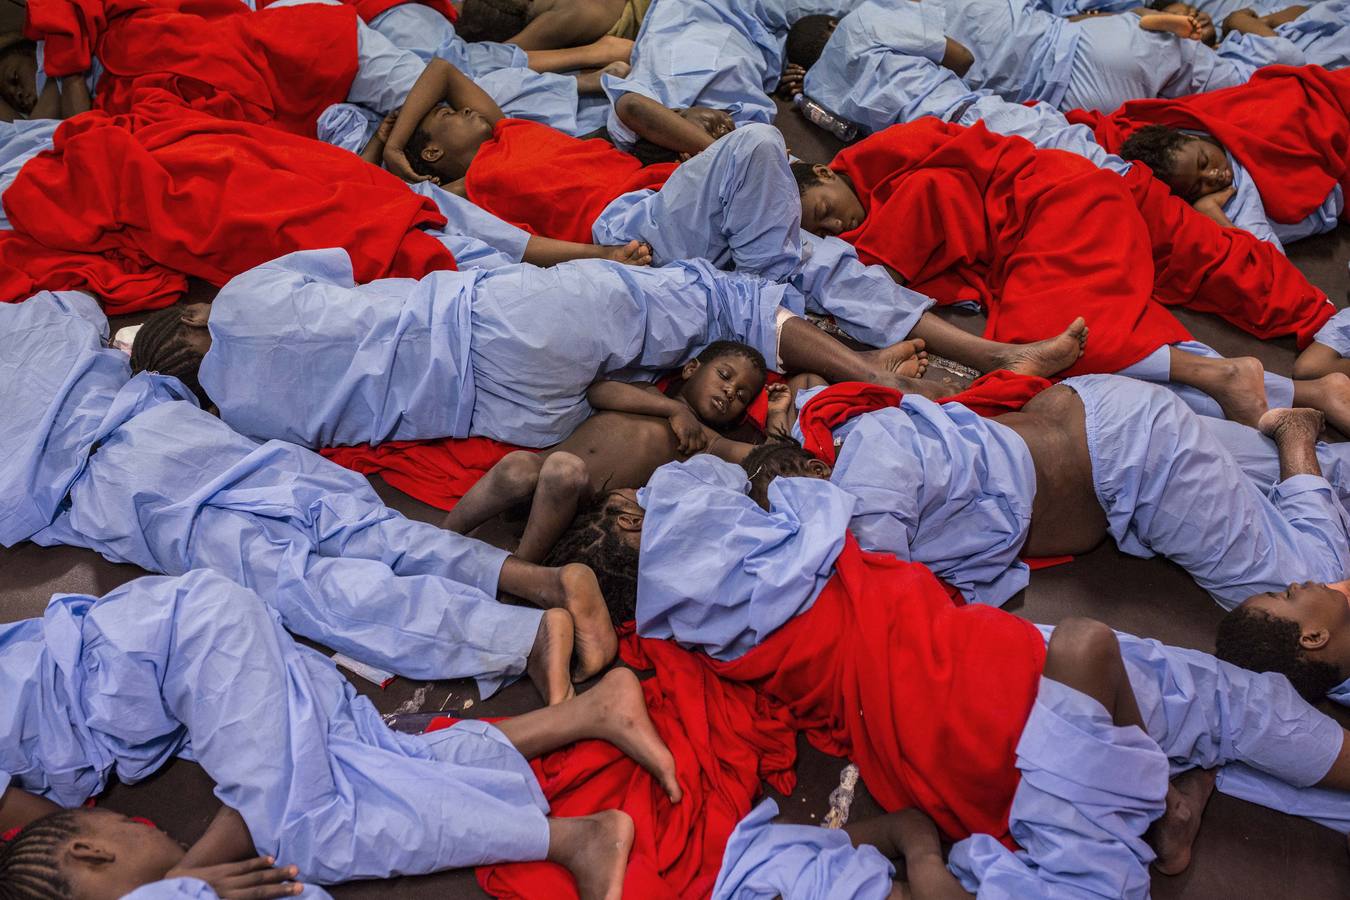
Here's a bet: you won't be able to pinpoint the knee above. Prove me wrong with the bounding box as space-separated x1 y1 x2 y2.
536 452 591 497
1046 616 1119 666
496 451 544 493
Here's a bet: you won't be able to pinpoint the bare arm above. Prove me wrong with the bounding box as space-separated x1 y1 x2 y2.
588 380 713 454
385 59 503 181
1222 8 1278 36
525 35 631 73
614 93 720 157
58 74 91 119
29 78 60 120
176 806 257 869
361 110 397 166
1261 4 1307 26
0 784 61 834
523 235 652 267
508 0 617 50
941 37 974 77
1293 341 1350 382
1192 186 1238 230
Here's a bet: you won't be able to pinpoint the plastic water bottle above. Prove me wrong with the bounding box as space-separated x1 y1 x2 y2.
794 93 858 142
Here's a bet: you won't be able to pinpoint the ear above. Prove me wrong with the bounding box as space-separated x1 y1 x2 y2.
811 163 835 182
180 305 210 328
420 144 444 163
616 511 644 532
1300 627 1332 652
805 459 832 478
680 359 701 380
68 840 116 866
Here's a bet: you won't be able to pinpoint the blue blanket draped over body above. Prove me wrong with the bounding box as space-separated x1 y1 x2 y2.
0 291 541 693
0 571 550 886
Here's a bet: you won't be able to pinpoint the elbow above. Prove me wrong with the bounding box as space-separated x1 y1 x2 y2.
943 39 975 78
615 92 646 129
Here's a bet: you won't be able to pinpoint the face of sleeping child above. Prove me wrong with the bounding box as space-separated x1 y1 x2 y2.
416 105 496 180
0 43 38 115
678 354 766 427
1165 136 1233 204
1241 581 1350 647
798 166 866 238
62 809 187 900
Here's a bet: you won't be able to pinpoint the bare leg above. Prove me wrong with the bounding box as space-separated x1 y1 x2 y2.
1167 349 1269 427
778 317 951 399
499 558 618 681
527 608 576 705
442 451 543 535
1149 768 1217 876
907 312 1088 378
495 668 682 801
546 811 635 900
516 454 593 563
1294 341 1350 382
1258 408 1325 480
1291 374 1350 437
845 810 973 900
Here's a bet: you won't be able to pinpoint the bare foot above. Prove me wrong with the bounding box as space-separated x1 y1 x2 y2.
584 669 683 802
1149 768 1217 875
1200 356 1269 427
558 564 618 682
1258 407 1325 443
1293 373 1350 437
528 609 577 706
552 811 635 900
998 318 1088 378
863 338 929 379
1138 12 1203 38
602 239 652 267
870 372 956 401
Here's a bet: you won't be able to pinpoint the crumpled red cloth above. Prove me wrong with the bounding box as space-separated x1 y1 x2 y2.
432 630 798 899
712 537 1047 849
336 0 458 25
466 118 677 243
28 0 360 135
0 107 455 310
1065 65 1350 225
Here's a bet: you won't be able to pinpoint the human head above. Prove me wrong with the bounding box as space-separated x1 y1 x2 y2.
544 489 644 623
405 104 495 183
791 162 865 238
0 36 38 115
786 15 839 70
677 341 767 427
455 0 529 43
1149 1 1217 46
0 808 186 900
1118 126 1231 203
1214 581 1350 701
740 440 831 509
129 303 213 408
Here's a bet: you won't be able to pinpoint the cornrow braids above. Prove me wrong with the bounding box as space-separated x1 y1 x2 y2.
740 438 819 509
129 306 210 408
0 810 83 900
543 496 639 624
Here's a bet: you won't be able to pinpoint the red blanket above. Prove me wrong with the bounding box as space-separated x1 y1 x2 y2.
337 0 458 24
460 633 798 899
466 118 677 244
834 119 1192 375
712 537 1047 847
28 0 359 135
0 108 455 310
1066 65 1350 225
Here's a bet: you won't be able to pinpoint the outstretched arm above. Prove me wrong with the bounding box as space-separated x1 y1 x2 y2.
385 59 503 181
614 93 730 157
525 36 631 73
524 235 652 267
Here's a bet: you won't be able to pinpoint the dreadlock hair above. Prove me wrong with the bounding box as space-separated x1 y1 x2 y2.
1214 607 1344 702
542 494 640 625
1117 125 1191 185
785 15 838 70
456 0 530 43
129 306 210 408
695 340 768 380
790 160 827 195
0 809 86 900
740 438 822 510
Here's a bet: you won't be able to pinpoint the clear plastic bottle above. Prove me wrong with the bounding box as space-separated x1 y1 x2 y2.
794 93 858 142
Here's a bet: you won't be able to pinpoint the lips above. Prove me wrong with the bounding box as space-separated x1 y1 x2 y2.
712 395 727 413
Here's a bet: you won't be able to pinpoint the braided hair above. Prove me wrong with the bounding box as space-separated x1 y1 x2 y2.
0 810 84 900
740 439 821 509
543 494 639 625
129 306 211 407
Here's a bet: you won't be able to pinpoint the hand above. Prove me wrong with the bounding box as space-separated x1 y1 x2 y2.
604 239 653 266
375 109 399 144
765 382 792 418
776 63 806 99
1192 185 1236 213
166 856 303 899
680 106 735 140
1222 7 1259 29
383 143 437 185
668 406 710 455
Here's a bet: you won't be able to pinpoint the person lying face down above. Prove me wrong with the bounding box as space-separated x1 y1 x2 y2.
548 453 1350 897
0 570 681 897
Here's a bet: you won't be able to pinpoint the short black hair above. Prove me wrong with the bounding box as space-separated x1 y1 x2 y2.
129 305 210 407
696 340 767 379
456 0 530 43
0 809 85 900
740 439 818 509
543 494 640 624
790 160 826 195
403 124 441 180
0 39 36 67
1214 607 1345 702
786 15 838 70
1118 125 1190 183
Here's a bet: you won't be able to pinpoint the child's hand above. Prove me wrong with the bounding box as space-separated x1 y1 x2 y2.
383 144 437 185
681 106 735 140
1193 185 1236 213
375 109 400 144
668 407 710 455
776 63 806 99
604 239 653 266
166 856 303 898
765 383 792 417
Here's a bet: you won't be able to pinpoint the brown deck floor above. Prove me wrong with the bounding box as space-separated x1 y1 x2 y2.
3 104 1349 897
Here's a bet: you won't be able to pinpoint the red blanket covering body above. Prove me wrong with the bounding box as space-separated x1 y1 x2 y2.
0 108 456 311
1066 65 1350 225
465 119 677 244
337 0 458 24
28 0 360 135
457 633 798 899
